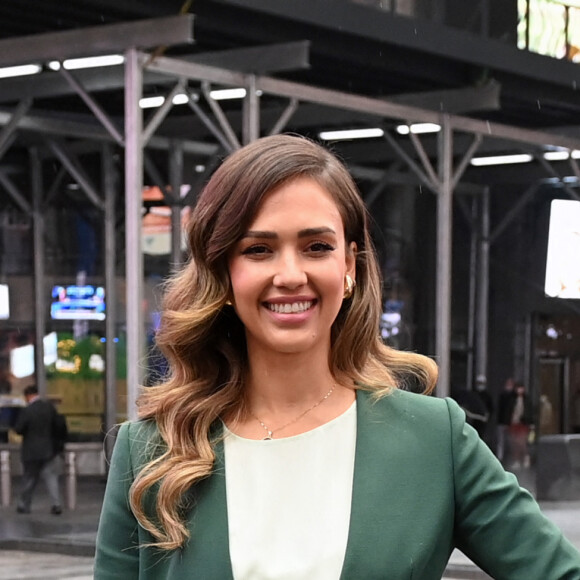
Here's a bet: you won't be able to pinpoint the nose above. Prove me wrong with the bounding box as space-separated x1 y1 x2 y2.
272 250 307 289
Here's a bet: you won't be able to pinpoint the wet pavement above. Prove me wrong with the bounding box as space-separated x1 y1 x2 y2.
1 469 579 579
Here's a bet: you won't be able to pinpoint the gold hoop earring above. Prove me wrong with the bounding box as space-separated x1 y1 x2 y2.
343 275 355 299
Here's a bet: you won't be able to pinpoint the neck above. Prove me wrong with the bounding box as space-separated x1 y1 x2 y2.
245 348 336 411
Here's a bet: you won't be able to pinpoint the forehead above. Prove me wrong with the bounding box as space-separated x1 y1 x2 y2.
248 177 343 228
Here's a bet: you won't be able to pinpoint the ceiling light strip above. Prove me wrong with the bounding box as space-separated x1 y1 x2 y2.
319 128 384 141
470 154 534 166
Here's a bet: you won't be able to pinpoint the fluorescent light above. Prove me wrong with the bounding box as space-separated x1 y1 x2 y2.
139 93 191 109
209 88 247 100
573 150 580 159
319 128 385 141
544 150 570 161
172 93 190 105
49 54 125 71
470 153 533 167
0 64 42 79
140 96 165 109
396 123 441 135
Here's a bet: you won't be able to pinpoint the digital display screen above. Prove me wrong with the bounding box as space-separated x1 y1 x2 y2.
50 285 106 320
544 199 580 299
0 284 9 319
10 344 35 378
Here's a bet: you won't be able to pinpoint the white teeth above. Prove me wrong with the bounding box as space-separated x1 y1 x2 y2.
268 301 313 314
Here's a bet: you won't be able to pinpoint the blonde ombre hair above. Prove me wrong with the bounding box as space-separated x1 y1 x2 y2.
130 134 438 549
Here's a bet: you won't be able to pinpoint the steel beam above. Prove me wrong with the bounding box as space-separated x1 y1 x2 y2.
0 171 31 213
389 80 501 115
201 81 241 150
475 187 490 385
188 41 310 74
142 81 185 146
186 93 235 153
59 68 124 146
383 131 439 194
257 75 580 150
0 98 32 158
466 197 478 391
103 143 118 461
124 47 144 421
451 134 483 190
435 117 453 398
169 140 185 270
0 15 194 68
0 109 218 155
46 139 104 210
145 54 246 87
409 131 439 186
268 98 299 136
242 75 260 145
30 148 46 396
489 182 540 245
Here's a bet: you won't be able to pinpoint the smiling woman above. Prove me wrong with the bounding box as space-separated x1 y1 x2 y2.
94 135 580 580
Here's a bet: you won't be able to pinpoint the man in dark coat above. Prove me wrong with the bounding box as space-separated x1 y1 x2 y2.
14 384 64 514
496 377 516 464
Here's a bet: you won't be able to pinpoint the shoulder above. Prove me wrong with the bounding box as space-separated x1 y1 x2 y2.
114 419 165 470
359 387 458 417
357 388 466 438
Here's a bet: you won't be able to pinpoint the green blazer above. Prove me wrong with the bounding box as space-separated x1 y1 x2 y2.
94 389 580 579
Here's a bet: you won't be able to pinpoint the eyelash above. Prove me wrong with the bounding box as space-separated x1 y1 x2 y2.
240 241 336 256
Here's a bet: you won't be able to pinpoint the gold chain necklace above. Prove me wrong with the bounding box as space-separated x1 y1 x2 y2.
250 385 335 440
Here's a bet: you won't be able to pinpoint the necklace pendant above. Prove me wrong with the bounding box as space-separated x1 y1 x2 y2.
264 431 273 440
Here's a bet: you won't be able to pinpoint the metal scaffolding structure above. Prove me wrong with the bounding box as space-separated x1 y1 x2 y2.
0 14 580 435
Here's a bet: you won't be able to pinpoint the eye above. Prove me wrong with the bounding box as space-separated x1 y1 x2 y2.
241 244 271 257
306 241 336 254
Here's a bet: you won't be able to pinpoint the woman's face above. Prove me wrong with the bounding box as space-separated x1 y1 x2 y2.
228 176 356 358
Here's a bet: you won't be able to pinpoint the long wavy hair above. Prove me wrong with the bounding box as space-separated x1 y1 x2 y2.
130 134 438 550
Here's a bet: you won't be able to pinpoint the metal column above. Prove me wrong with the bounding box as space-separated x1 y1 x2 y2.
466 197 478 391
242 74 260 145
169 140 184 270
475 186 490 382
103 143 118 458
31 148 46 396
435 117 453 397
124 48 144 420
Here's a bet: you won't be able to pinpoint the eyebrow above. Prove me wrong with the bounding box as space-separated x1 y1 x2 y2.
242 227 336 239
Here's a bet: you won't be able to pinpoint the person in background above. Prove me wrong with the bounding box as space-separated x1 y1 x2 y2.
573 383 580 434
496 377 515 464
474 375 494 446
508 381 534 470
14 384 64 515
95 134 580 579
450 384 489 439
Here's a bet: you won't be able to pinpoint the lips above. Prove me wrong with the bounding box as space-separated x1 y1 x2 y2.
265 300 314 314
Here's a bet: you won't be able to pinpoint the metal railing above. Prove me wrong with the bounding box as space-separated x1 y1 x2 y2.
0 447 78 509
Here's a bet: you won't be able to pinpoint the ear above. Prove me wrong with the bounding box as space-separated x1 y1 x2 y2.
345 241 357 279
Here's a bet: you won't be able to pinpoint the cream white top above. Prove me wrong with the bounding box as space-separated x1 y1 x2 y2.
223 401 357 580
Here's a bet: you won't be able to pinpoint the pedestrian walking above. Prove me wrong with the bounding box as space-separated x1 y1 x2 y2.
14 384 67 515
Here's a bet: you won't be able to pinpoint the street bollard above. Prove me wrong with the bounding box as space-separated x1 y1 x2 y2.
1 450 10 507
65 450 77 510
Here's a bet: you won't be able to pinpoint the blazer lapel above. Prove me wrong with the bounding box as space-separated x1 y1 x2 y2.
340 389 411 579
169 435 234 579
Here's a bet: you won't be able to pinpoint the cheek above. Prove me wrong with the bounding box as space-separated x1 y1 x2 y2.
229 262 258 299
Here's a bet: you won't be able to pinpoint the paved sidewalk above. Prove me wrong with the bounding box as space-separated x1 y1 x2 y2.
1 470 579 579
